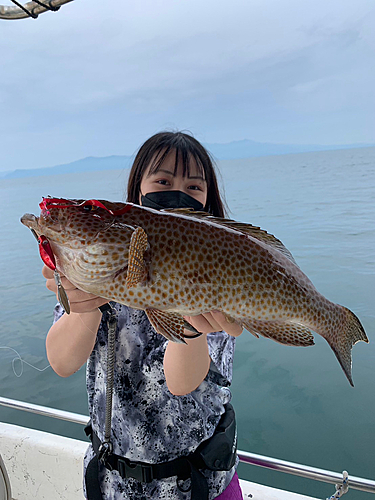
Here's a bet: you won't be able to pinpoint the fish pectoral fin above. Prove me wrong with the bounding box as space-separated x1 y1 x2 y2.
242 319 315 347
126 227 148 288
145 309 187 344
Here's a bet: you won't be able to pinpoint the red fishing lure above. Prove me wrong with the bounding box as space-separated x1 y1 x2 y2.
37 234 56 271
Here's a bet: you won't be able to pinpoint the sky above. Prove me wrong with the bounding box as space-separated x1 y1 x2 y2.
0 0 374 172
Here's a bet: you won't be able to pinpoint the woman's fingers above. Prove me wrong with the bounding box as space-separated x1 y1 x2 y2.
62 288 102 303
42 265 76 290
46 278 57 293
184 311 243 337
210 311 243 337
42 265 54 279
201 313 222 332
59 276 81 291
184 314 214 334
69 296 109 314
42 264 109 313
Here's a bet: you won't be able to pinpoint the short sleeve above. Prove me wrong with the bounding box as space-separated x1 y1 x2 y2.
206 331 236 387
53 303 65 323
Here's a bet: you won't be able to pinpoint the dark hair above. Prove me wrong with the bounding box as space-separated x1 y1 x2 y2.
127 131 227 217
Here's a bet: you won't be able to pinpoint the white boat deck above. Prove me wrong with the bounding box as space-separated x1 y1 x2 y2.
0 422 317 500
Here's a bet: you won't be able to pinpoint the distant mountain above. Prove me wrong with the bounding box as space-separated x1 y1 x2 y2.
2 140 374 179
204 139 374 161
2 155 132 179
0 170 13 178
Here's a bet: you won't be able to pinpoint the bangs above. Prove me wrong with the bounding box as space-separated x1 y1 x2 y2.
147 146 207 184
127 131 227 217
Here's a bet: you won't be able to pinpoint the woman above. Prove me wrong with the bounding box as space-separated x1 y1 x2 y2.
43 131 243 499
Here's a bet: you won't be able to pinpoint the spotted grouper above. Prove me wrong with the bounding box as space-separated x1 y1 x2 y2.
21 196 368 386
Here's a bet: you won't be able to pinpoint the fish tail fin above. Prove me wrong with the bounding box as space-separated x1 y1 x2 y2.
326 306 368 387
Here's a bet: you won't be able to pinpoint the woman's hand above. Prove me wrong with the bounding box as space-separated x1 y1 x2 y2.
42 265 109 313
164 311 242 396
43 265 107 377
183 311 243 337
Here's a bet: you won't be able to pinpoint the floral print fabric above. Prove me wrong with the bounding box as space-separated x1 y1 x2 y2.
53 303 237 499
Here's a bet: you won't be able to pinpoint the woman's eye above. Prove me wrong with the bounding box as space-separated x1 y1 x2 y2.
188 185 201 191
156 179 169 185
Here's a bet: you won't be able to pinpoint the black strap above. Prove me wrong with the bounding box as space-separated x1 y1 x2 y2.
188 461 209 500
84 402 236 500
85 427 209 500
85 454 103 500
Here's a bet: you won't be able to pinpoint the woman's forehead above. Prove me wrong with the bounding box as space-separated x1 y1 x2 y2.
147 148 206 180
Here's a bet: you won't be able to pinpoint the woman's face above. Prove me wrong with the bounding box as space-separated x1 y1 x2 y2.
139 150 208 207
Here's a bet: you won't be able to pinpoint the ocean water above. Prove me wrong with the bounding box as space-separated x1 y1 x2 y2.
0 147 374 499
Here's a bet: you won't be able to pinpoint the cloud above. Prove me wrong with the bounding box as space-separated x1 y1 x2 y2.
0 0 374 170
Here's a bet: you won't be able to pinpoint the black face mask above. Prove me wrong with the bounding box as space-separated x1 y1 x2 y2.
141 190 204 211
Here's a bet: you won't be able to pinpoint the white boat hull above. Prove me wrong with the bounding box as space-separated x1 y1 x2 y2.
0 422 318 500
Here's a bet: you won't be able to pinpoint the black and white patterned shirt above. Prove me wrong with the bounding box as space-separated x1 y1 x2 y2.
54 303 237 499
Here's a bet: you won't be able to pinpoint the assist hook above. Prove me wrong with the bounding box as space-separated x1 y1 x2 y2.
30 228 71 314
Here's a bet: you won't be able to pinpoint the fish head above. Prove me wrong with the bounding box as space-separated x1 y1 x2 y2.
21 197 136 287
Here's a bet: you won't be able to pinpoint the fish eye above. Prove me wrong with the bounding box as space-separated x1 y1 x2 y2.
82 205 98 212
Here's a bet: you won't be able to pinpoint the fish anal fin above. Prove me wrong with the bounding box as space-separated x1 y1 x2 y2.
126 227 148 288
145 308 187 344
242 319 315 347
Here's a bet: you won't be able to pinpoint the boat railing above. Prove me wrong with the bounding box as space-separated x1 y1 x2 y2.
0 0 74 20
1 396 375 495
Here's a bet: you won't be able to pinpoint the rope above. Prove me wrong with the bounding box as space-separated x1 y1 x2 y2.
0 0 74 20
32 0 60 11
326 471 349 499
9 0 37 18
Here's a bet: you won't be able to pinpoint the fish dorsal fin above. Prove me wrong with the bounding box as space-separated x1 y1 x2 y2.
163 208 297 265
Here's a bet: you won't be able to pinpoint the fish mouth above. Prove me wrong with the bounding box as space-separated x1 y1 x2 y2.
21 211 62 238
20 213 40 233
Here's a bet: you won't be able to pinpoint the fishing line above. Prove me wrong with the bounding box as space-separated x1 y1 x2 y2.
0 346 50 378
78 311 103 337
